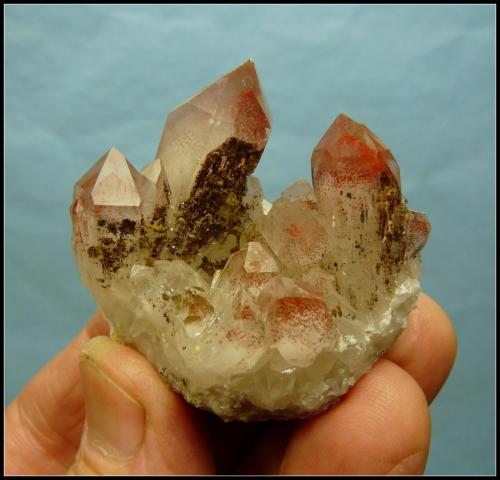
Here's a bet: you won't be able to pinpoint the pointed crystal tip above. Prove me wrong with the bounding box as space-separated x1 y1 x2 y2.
312 114 401 188
73 146 154 210
141 157 162 184
405 211 431 258
155 59 271 211
91 147 142 207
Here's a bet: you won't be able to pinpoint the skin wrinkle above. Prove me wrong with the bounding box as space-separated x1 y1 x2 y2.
19 331 92 452
5 320 106 475
387 451 427 475
80 439 135 475
25 365 84 454
371 362 431 473
68 443 102 476
42 373 86 451
379 367 431 474
12 400 69 473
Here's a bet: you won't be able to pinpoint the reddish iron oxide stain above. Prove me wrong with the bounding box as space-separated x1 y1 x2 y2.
304 199 319 210
286 224 301 238
271 297 334 341
234 90 270 145
316 132 397 188
236 303 256 322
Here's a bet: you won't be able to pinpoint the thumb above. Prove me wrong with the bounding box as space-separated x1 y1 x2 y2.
68 336 214 475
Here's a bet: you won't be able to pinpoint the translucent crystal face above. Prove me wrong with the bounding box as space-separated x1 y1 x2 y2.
71 60 430 421
156 60 270 212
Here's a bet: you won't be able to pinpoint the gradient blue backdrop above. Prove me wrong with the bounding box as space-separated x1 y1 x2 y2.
5 5 495 475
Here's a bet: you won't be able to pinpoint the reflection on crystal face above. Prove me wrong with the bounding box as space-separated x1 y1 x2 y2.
71 60 430 421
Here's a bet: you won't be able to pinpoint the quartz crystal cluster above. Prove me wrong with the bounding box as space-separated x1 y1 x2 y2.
70 60 430 421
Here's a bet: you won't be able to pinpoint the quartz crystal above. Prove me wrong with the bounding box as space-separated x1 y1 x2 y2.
70 60 430 421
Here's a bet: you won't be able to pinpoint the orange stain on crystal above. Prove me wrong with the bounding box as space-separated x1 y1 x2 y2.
225 327 260 347
276 296 322 311
312 114 399 189
406 212 431 256
409 215 430 236
319 133 393 186
234 90 270 146
271 296 333 341
286 224 301 238
237 303 256 321
304 199 319 210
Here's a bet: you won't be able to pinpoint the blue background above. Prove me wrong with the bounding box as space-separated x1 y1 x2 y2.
5 5 495 475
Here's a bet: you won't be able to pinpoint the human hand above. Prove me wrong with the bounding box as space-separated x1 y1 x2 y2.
4 292 456 475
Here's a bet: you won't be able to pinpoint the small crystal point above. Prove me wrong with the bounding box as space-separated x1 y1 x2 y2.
93 147 143 206
282 179 319 211
141 157 162 183
405 211 431 258
141 158 171 223
71 148 156 276
152 168 171 221
73 147 153 209
261 197 327 267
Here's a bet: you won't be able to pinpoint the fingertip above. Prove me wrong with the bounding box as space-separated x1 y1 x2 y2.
78 335 214 474
419 293 458 367
385 292 457 403
280 359 431 475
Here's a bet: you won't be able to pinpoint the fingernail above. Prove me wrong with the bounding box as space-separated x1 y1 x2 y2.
80 359 145 459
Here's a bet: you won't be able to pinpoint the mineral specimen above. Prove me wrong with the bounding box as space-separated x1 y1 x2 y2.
70 60 430 421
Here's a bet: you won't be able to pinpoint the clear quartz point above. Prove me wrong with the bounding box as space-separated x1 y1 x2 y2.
71 147 155 248
311 114 414 311
156 59 271 211
71 63 430 422
154 60 272 262
140 158 171 225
